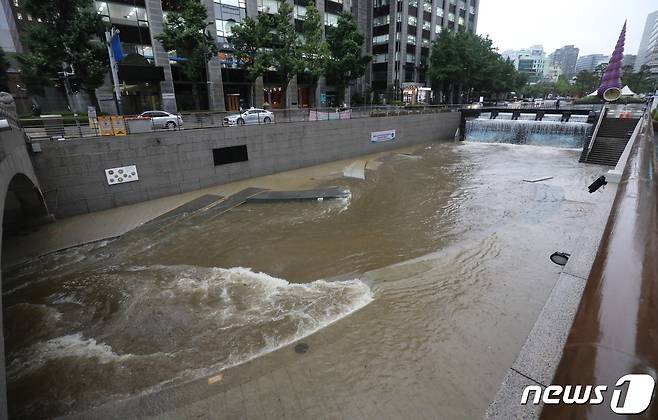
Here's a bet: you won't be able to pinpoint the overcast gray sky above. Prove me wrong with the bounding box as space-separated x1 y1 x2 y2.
477 0 657 56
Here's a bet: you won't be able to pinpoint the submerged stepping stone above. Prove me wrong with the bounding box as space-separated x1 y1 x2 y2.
245 187 350 203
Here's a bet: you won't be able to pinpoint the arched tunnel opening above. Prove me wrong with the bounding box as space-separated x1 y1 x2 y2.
1 173 51 419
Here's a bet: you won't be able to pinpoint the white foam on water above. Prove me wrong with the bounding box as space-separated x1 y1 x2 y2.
163 266 373 381
7 333 133 380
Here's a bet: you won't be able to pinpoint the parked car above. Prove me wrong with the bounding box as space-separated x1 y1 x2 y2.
223 108 275 126
139 111 183 129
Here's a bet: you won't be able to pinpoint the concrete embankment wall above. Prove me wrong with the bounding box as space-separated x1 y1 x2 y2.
31 112 460 218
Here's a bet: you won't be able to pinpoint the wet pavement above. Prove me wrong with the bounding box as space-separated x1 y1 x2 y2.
2 142 611 419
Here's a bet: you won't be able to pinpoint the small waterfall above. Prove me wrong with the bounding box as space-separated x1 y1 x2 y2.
517 113 536 120
542 114 562 122
464 119 592 148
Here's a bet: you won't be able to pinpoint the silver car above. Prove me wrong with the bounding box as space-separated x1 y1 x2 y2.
223 108 275 126
139 110 183 129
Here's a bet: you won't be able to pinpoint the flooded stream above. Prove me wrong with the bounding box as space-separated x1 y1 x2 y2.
3 142 606 418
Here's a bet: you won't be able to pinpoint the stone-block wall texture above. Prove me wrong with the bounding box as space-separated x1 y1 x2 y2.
31 112 461 218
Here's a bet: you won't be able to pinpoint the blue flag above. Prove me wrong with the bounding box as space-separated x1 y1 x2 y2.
111 32 124 62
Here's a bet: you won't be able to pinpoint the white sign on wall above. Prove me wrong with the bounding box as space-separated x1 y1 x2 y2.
105 165 139 185
371 129 396 143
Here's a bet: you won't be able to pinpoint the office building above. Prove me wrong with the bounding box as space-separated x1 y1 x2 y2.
502 45 547 83
548 45 579 78
635 10 658 77
370 0 479 101
575 54 609 73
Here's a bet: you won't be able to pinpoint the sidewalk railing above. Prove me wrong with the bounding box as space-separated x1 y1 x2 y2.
19 104 462 142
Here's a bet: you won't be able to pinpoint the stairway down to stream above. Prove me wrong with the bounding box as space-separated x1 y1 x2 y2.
582 117 639 166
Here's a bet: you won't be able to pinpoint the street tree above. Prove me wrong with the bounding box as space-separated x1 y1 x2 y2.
157 0 218 110
573 70 599 97
325 12 371 106
300 4 329 105
229 14 273 107
17 0 108 108
270 1 303 108
430 29 524 103
622 65 658 94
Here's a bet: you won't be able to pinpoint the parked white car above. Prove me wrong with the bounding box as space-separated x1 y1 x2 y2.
223 108 275 126
139 110 183 129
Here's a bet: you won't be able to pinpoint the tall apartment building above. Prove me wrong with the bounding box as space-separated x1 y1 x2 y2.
548 45 579 78
635 10 658 77
370 0 479 101
575 54 609 73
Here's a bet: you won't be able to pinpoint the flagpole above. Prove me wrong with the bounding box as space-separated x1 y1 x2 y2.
105 28 123 115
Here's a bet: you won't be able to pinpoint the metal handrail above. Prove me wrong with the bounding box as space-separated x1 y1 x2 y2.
584 105 607 160
19 104 463 142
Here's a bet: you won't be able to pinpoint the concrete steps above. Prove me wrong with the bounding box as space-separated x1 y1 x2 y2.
583 118 638 166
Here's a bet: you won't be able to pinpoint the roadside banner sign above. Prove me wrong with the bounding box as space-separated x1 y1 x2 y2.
98 116 114 136
111 116 127 136
371 129 396 143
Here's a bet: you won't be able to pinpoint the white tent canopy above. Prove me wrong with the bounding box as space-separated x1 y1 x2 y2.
588 85 636 97
621 85 636 96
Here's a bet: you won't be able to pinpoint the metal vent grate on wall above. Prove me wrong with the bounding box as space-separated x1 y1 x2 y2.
213 145 249 165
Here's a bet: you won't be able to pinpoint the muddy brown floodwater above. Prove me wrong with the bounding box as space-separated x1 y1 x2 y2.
3 142 606 419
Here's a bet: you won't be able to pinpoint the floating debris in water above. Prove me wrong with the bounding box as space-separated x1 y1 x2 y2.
523 176 554 183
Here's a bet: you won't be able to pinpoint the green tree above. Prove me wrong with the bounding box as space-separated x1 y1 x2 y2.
430 30 525 103
17 0 108 108
429 30 462 103
270 1 303 108
229 14 273 107
325 12 371 106
623 65 657 94
300 4 329 106
573 70 598 97
157 0 218 110
0 47 9 92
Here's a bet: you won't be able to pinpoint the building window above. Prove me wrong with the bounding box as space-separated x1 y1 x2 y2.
421 37 430 47
406 53 415 63
324 12 339 27
408 15 417 26
409 0 418 7
373 34 389 45
435 24 441 34
372 15 390 26
407 34 416 45
448 12 455 21
294 5 307 19
423 1 432 12
422 20 430 30
373 0 389 6
374 53 388 63
16 12 22 20
94 2 148 28
436 7 443 16
458 16 464 25
216 19 238 37
258 0 279 13
215 0 246 8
